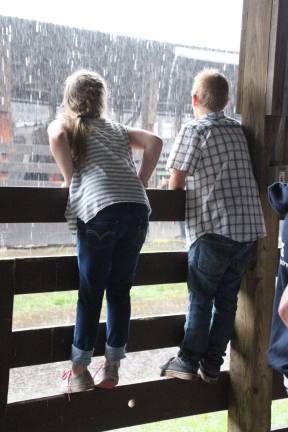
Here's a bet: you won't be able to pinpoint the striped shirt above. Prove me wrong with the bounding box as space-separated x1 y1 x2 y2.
65 118 150 232
166 111 266 246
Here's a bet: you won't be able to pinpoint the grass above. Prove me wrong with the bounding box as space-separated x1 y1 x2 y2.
116 411 227 432
13 283 187 313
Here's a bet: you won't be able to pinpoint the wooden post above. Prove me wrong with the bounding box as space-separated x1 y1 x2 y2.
0 261 15 431
228 1 288 431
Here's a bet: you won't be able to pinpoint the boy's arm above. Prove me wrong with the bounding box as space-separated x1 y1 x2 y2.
168 169 187 190
166 124 201 187
278 284 288 327
48 120 73 187
127 128 163 187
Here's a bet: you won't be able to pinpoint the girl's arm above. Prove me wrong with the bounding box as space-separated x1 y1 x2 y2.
127 128 163 187
48 120 73 187
278 284 288 327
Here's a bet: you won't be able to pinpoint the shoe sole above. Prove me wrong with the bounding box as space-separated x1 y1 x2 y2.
199 369 219 384
94 379 118 389
162 369 199 381
60 384 94 394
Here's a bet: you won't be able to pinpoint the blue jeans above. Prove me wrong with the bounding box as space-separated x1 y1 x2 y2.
267 238 288 378
178 233 254 375
72 202 148 366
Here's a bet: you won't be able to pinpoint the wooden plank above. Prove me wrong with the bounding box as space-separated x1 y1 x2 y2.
12 251 187 295
236 0 249 113
11 314 185 368
0 188 185 223
0 261 14 431
228 0 281 431
266 117 288 169
272 370 287 400
266 0 288 115
6 373 229 432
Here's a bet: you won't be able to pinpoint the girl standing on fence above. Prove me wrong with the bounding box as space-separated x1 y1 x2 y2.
48 69 162 394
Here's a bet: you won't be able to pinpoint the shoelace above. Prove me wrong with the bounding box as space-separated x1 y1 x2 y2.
93 363 118 381
62 369 72 401
93 363 104 380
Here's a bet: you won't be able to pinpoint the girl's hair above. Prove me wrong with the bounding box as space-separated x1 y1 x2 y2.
62 69 107 168
192 68 229 112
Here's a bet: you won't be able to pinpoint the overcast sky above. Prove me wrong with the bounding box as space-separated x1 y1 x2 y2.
1 0 243 51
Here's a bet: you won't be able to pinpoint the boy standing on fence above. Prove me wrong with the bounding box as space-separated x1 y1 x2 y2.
160 69 266 383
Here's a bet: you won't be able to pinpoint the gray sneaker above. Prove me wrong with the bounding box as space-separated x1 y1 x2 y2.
94 360 120 389
60 368 94 394
199 367 219 384
160 357 199 380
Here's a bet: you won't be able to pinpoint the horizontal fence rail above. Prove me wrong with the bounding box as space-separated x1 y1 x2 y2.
5 367 287 432
8 252 187 295
11 314 186 368
6 374 230 432
0 188 185 223
0 188 286 432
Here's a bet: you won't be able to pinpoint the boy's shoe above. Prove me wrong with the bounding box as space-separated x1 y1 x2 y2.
198 367 219 384
160 356 199 381
94 360 120 389
60 368 94 394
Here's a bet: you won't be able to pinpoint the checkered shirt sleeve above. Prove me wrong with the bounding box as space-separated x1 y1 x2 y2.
166 124 202 176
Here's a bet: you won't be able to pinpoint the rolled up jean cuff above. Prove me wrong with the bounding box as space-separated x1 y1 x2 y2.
105 343 126 361
71 344 94 366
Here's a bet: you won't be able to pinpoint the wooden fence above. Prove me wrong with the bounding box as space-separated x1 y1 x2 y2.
0 187 286 432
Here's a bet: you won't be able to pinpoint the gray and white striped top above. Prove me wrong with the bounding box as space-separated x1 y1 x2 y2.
65 118 150 232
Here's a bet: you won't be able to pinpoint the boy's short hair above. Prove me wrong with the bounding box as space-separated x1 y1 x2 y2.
192 68 229 112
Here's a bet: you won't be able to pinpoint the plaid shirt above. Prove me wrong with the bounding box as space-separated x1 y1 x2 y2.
166 111 266 246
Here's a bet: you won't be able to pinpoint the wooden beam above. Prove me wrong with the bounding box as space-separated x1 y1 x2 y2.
6 373 230 432
272 370 287 400
236 0 249 114
0 261 14 431
12 251 187 294
266 0 288 116
11 314 185 368
0 188 185 223
228 0 283 431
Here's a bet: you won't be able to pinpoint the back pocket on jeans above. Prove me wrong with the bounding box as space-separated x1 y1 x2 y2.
197 238 230 277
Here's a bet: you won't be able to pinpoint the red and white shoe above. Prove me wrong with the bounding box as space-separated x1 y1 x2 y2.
94 360 120 389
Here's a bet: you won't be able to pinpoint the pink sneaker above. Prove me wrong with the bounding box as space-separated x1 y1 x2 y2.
94 360 120 389
60 368 94 395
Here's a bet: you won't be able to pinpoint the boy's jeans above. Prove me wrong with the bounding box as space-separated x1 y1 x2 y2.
72 203 148 366
178 233 254 375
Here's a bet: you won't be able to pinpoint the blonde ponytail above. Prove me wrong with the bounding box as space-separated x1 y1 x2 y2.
61 69 108 168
